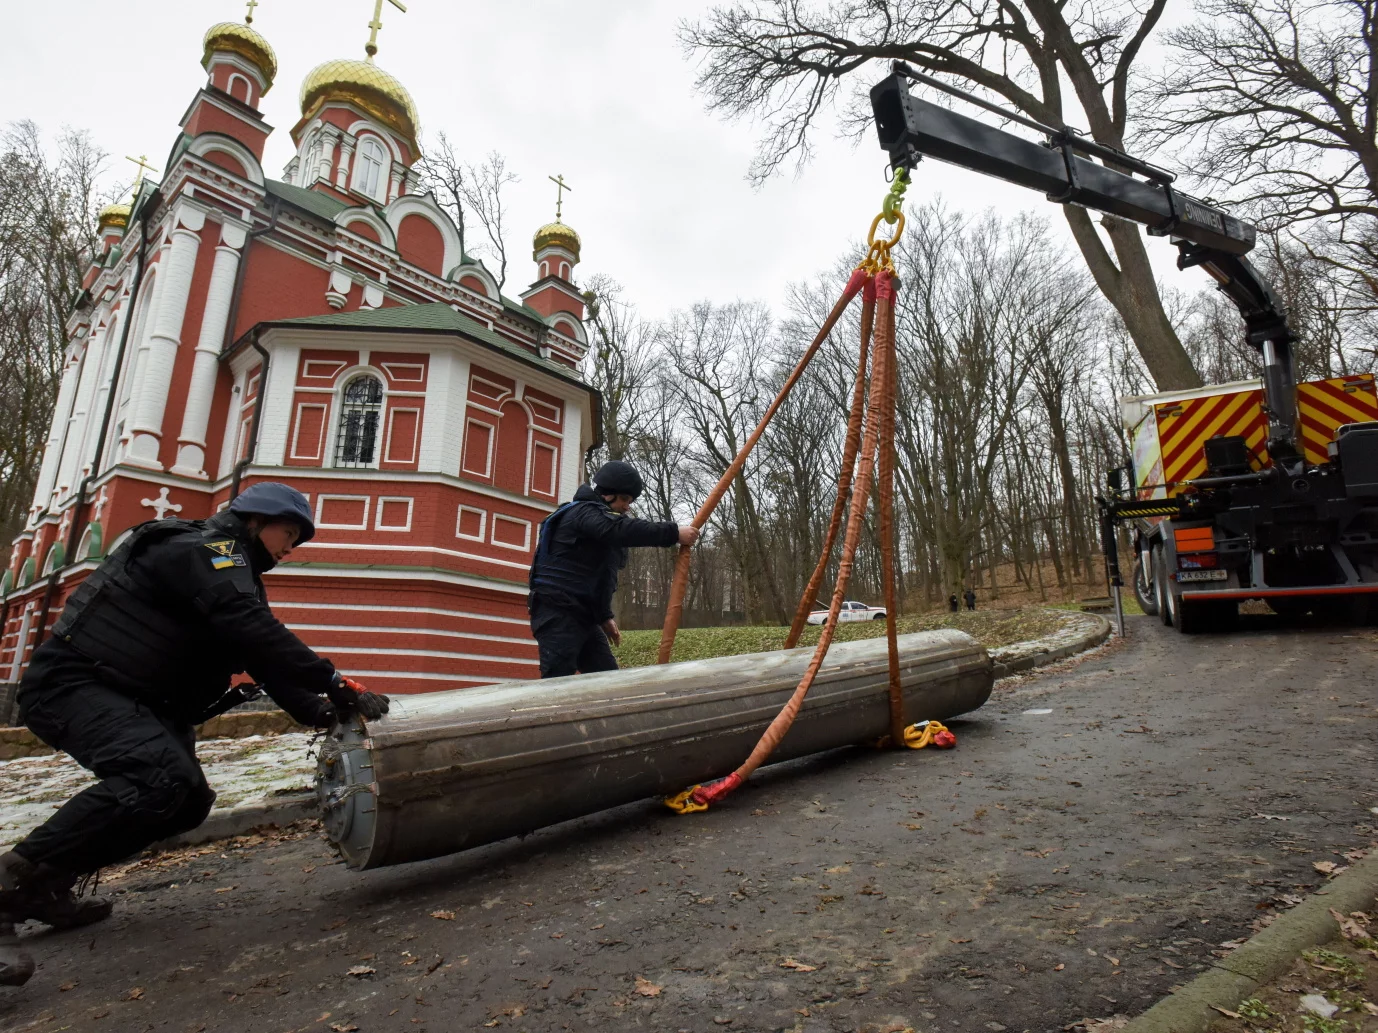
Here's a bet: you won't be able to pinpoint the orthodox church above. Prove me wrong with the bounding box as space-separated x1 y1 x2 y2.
0 8 598 694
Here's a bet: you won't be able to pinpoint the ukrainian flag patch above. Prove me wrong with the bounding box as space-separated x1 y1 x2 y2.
210 554 245 570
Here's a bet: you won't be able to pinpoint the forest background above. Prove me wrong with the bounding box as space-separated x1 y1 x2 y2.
3 0 1375 629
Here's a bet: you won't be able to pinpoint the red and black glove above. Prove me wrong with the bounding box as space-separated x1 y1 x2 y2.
327 674 391 721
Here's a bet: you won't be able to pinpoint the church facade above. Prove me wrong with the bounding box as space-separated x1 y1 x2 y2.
0 17 599 695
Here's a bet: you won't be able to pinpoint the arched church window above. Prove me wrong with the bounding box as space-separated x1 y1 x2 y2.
354 138 387 200
335 375 384 468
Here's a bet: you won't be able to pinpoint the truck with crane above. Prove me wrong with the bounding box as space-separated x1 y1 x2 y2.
869 65 1378 632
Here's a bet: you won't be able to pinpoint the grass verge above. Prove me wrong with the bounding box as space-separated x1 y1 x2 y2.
611 607 1072 669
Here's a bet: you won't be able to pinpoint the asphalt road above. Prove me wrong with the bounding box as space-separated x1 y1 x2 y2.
3 615 1376 1033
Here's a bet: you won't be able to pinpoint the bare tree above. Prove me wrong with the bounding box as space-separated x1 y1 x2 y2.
680 0 1203 391
416 138 517 288
581 274 656 467
0 122 107 562
1143 0 1378 300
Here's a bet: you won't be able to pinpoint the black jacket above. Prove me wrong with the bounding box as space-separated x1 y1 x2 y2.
528 484 679 623
38 511 335 724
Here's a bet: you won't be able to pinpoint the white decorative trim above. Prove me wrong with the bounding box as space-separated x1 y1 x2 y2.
470 374 511 402
525 395 562 425
529 441 559 497
302 644 538 665
314 493 371 530
266 563 528 595
456 505 487 542
286 622 534 647
383 193 463 274
380 362 425 383
374 495 414 532
461 418 495 478
384 406 421 465
490 513 532 552
296 539 531 571
270 599 530 626
302 360 348 381
289 402 329 461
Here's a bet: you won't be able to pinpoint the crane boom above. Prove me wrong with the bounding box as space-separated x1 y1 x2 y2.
870 64 1299 454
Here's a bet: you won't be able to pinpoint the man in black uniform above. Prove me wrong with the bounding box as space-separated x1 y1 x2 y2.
528 461 698 677
0 482 390 986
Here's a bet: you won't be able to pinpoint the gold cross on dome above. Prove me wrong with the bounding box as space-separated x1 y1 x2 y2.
244 0 259 24
548 173 573 221
365 0 408 59
125 154 158 190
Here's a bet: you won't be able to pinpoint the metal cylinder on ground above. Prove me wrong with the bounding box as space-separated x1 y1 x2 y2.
317 629 993 869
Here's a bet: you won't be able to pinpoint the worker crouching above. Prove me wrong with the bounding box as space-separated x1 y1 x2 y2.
0 483 390 986
528 461 698 677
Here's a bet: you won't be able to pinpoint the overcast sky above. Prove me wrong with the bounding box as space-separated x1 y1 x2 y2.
11 0 1190 318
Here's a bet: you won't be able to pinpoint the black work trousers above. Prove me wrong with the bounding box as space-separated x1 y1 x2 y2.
15 653 216 875
530 605 618 679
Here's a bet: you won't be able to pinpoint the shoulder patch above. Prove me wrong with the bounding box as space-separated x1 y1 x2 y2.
210 553 248 570
204 540 237 557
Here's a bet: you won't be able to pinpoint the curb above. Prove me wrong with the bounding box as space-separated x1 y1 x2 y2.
1122 850 1378 1033
152 792 318 851
990 612 1114 679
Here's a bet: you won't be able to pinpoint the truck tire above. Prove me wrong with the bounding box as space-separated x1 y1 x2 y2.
872 612 887 620
1153 545 1173 627
1133 554 1159 616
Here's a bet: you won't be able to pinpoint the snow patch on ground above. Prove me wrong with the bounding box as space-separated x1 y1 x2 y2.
989 610 1107 665
0 733 314 853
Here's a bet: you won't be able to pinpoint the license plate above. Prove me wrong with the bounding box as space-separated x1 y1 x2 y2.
1177 569 1228 582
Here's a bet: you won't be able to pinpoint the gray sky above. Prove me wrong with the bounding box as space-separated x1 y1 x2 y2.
12 0 1188 319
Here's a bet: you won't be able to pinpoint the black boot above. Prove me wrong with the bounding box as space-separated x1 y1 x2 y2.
0 851 113 931
0 921 34 986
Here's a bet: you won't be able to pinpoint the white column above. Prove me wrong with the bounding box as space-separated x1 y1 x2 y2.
28 354 81 519
418 349 467 473
79 302 126 478
119 253 169 456
127 204 205 469
54 329 103 496
558 392 583 501
255 343 300 467
335 138 355 191
173 222 245 478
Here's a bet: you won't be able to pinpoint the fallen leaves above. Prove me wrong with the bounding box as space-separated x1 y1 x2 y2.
1314 860 1349 877
1209 1006 1241 1019
58 981 77 992
1331 908 1371 940
430 909 456 920
633 976 662 996
779 958 819 972
329 1024 359 1032
1054 963 1065 971
346 965 376 978
125 987 145 1000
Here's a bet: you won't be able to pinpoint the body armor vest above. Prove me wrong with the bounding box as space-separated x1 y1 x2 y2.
51 519 247 711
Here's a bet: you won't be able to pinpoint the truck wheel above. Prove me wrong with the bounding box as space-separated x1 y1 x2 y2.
1153 546 1173 626
1133 554 1159 616
872 612 886 620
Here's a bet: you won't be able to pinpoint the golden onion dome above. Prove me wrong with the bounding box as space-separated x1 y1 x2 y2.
96 202 131 232
299 58 420 150
533 220 581 260
202 21 278 91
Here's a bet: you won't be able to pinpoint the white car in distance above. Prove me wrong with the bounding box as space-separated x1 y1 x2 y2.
805 601 888 625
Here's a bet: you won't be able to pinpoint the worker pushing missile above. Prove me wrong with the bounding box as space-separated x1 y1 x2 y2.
0 483 391 986
528 461 700 677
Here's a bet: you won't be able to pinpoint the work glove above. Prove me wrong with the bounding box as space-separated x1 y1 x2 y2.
327 673 391 721
302 695 338 729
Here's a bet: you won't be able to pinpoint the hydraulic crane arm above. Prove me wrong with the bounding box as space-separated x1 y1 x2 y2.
871 65 1299 454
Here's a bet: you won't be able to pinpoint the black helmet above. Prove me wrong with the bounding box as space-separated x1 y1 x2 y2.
593 460 644 500
229 482 316 544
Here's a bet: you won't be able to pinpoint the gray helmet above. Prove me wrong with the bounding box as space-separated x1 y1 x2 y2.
593 460 644 500
229 482 316 543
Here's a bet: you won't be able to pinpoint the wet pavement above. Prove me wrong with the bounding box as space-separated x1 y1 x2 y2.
2 614 1375 1033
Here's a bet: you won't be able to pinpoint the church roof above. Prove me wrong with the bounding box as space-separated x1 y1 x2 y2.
258 302 593 394
265 178 355 222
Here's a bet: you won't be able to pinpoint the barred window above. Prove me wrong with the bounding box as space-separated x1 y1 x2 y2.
335 375 383 467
